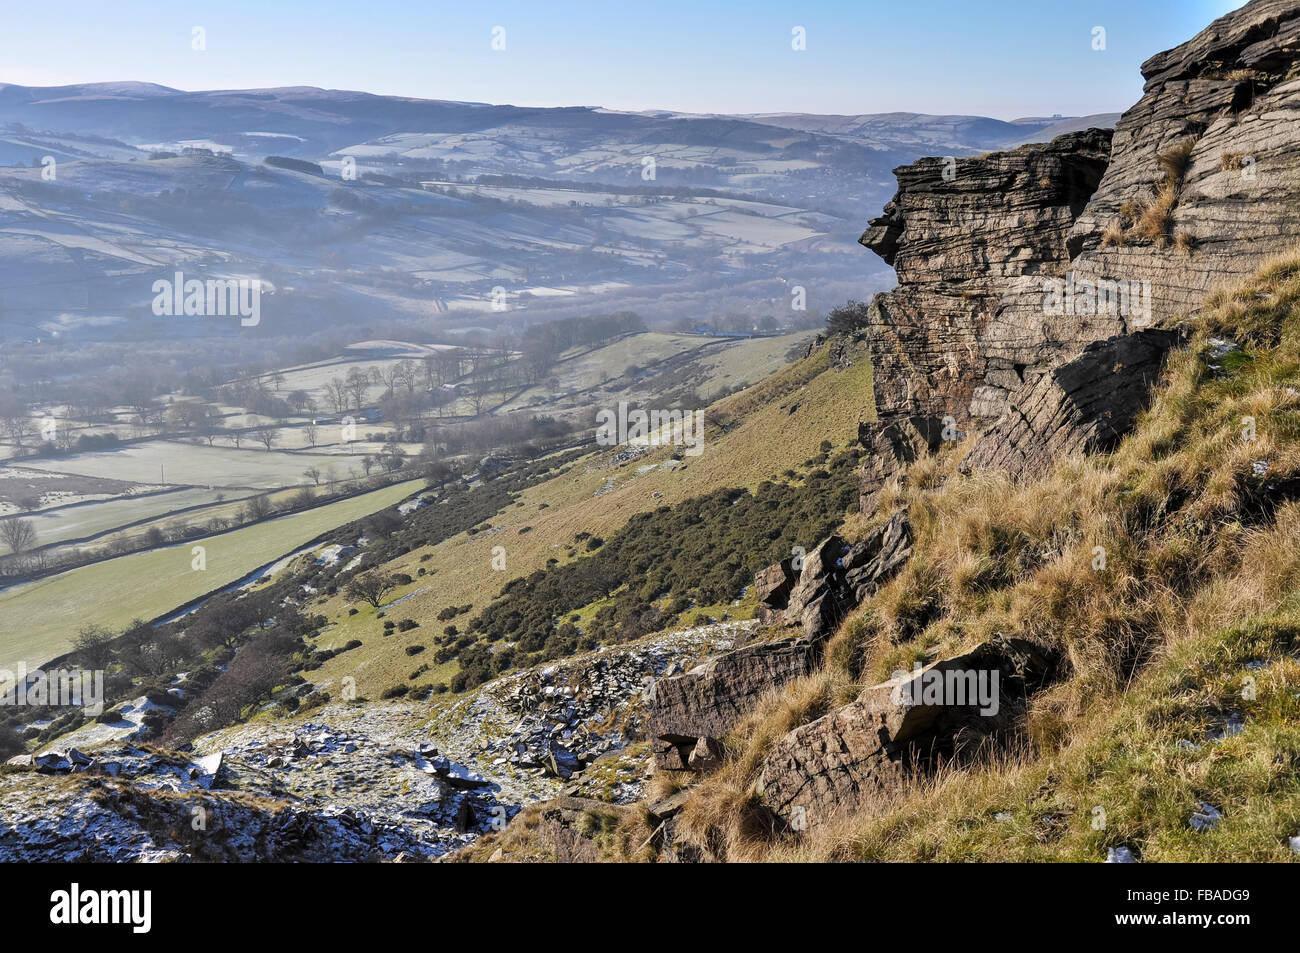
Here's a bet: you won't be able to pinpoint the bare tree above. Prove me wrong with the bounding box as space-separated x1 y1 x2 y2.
254 423 280 452
1 412 33 449
303 420 319 448
199 416 225 446
73 624 117 668
304 465 323 485
381 363 401 400
324 376 350 415
345 367 370 410
0 518 37 554
345 571 398 608
395 360 419 396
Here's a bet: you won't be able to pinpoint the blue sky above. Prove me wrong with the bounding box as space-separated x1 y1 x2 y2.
1 0 1247 117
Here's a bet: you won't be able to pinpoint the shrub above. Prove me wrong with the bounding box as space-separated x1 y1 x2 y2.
826 299 872 335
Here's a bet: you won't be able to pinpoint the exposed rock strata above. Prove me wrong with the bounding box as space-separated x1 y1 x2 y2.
857 1 1300 506
859 128 1113 433
759 510 913 641
857 416 947 512
962 329 1181 481
648 514 915 772
1062 0 1300 323
757 638 1057 829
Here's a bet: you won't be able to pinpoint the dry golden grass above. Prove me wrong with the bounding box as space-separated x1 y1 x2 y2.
1157 138 1197 184
661 250 1300 862
1122 138 1198 247
1132 182 1179 245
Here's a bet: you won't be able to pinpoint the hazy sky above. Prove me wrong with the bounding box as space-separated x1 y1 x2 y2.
1 0 1247 118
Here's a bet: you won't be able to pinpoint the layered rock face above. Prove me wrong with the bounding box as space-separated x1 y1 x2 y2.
859 128 1113 432
1060 0 1300 324
981 0 1300 398
859 0 1300 504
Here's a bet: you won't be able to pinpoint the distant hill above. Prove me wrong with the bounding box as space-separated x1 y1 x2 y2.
0 83 1116 342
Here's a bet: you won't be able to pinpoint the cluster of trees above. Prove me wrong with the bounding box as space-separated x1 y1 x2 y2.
425 414 569 459
520 312 645 382
671 313 783 335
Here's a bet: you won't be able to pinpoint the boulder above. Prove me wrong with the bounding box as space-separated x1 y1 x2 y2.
646 788 693 823
686 736 725 774
647 637 818 770
754 558 797 623
782 535 851 639
33 752 71 773
842 510 914 604
650 514 912 774
758 637 1056 830
963 329 1180 480
781 510 913 641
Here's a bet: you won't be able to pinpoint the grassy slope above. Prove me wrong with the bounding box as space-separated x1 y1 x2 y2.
662 251 1300 862
299 341 875 698
498 332 717 411
498 331 816 412
0 479 422 671
692 334 818 401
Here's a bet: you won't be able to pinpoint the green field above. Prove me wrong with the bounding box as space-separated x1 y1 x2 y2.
20 440 353 489
1 487 259 555
0 479 423 671
692 332 818 400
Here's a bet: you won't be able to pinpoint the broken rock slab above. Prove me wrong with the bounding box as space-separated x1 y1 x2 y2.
757 637 1057 830
754 558 797 624
647 637 818 771
774 510 913 642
